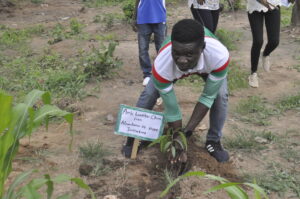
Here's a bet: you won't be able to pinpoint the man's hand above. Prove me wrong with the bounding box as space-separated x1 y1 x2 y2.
197 0 205 5
131 20 137 32
257 0 271 9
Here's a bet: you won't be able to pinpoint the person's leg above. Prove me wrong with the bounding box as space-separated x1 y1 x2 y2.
205 78 229 162
190 5 214 32
124 77 160 147
263 8 280 56
138 24 153 78
211 9 220 33
248 11 264 74
153 22 166 53
206 78 228 142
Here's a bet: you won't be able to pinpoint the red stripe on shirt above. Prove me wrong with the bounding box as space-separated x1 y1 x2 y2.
152 65 171 83
212 58 230 73
158 42 172 54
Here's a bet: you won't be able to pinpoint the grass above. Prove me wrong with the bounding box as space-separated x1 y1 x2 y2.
224 126 278 151
0 41 121 102
235 96 278 126
245 163 300 197
278 129 300 164
276 93 300 112
0 25 45 48
79 140 111 176
227 60 248 92
216 28 243 51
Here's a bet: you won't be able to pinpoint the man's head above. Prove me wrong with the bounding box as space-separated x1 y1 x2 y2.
171 19 205 71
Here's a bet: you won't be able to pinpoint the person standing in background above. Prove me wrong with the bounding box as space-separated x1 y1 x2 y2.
188 0 220 33
247 0 281 88
132 0 167 86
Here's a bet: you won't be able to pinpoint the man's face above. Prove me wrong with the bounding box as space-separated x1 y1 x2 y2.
172 40 203 71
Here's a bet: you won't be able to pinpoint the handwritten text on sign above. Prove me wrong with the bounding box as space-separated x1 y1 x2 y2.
115 105 164 141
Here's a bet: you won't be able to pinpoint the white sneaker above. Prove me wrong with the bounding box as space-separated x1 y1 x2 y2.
142 77 150 86
248 73 259 88
262 55 270 72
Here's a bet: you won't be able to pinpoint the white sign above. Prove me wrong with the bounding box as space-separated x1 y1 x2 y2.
115 105 164 141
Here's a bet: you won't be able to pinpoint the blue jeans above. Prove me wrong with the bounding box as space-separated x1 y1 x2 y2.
138 23 166 78
136 77 228 142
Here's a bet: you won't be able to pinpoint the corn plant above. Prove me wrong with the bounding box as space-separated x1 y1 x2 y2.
3 170 95 199
161 171 269 199
0 90 90 198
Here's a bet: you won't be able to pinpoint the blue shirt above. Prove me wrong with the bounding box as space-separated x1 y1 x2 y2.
137 0 166 24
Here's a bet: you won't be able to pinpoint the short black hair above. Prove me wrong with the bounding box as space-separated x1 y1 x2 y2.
171 19 204 45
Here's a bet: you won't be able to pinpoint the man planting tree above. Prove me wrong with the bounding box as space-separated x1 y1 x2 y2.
122 19 230 163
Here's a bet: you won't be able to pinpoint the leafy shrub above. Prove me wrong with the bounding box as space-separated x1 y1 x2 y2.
122 0 135 22
83 41 122 79
70 18 84 35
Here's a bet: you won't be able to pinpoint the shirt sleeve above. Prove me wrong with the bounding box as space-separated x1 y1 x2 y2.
199 58 229 108
152 67 182 122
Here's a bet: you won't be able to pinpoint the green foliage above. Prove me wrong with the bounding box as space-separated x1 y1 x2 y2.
276 93 300 112
79 140 111 176
3 170 95 199
48 23 66 44
0 41 121 101
122 0 135 22
235 96 278 126
281 6 293 27
245 163 300 197
149 128 187 158
224 126 278 151
227 60 248 92
93 15 101 23
216 29 243 51
161 171 268 199
176 75 204 88
82 42 122 79
31 0 44 4
79 140 110 162
70 18 84 35
0 25 45 48
101 14 115 30
82 0 126 7
0 90 74 197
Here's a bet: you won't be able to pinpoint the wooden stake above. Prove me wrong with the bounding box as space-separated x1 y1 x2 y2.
131 139 140 159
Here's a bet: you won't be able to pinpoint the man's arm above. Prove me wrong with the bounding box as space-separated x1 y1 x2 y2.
184 102 209 132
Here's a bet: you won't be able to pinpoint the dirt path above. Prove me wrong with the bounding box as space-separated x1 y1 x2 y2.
2 1 300 198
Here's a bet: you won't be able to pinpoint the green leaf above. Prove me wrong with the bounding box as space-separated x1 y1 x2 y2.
160 171 206 197
44 174 54 199
52 174 71 183
42 91 51 105
173 139 184 151
178 132 188 150
33 105 69 125
163 141 172 153
71 178 95 199
204 182 241 194
0 92 12 134
243 182 268 199
4 170 37 199
22 183 42 199
171 146 176 158
23 90 46 107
